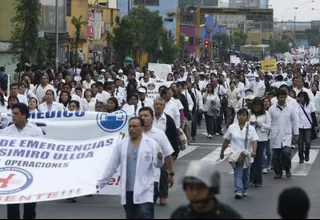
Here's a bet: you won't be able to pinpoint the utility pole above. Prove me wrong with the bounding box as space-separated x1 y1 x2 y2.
55 0 59 73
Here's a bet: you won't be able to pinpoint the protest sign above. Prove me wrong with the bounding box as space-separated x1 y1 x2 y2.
261 59 277 72
141 82 173 99
0 134 122 204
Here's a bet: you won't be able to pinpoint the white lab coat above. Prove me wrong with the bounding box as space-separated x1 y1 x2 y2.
269 104 299 149
38 101 64 112
98 135 164 205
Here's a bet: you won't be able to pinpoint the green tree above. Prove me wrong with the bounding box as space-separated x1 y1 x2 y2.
10 0 42 69
110 16 135 64
306 29 320 46
212 34 230 61
128 6 163 60
230 31 248 49
158 30 179 63
71 16 87 65
270 35 293 53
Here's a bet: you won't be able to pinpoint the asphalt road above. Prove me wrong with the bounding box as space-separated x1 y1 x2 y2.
1 126 320 219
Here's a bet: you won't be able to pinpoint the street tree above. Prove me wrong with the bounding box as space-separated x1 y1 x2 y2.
128 6 163 60
158 30 179 63
110 16 135 64
230 31 248 49
270 35 293 53
212 34 230 61
71 16 87 65
10 0 42 69
306 29 320 46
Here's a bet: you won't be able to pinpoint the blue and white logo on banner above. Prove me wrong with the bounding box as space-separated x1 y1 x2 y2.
97 110 127 132
0 167 33 195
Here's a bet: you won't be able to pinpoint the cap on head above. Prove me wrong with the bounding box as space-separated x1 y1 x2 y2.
137 86 147 93
118 69 123 74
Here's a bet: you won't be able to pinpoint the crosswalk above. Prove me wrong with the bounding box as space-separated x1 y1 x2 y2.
177 143 320 176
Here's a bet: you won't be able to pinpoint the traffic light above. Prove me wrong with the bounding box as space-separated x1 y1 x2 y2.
204 40 209 48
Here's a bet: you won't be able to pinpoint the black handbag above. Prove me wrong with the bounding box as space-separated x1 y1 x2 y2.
300 104 318 140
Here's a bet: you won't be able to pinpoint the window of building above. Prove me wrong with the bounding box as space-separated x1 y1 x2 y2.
145 0 159 5
164 18 174 22
183 15 193 22
133 0 145 5
66 0 71 16
111 9 114 27
189 37 194 46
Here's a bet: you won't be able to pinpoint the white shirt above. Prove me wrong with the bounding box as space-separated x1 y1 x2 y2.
144 126 174 183
38 101 64 112
33 84 56 102
138 98 154 109
270 81 287 88
81 97 97 111
251 80 266 98
17 94 28 106
164 98 180 128
153 112 167 132
202 94 220 112
298 102 316 129
236 82 245 98
294 87 315 106
249 112 271 142
98 135 164 205
224 122 259 162
183 89 194 112
82 80 96 90
96 91 111 105
269 104 299 149
227 88 241 108
1 122 43 137
191 88 203 111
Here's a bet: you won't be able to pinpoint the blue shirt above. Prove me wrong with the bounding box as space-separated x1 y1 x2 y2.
126 140 139 191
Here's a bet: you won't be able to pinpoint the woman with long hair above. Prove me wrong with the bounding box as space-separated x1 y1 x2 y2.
203 83 220 138
106 97 119 113
249 98 271 187
59 91 71 109
38 89 64 112
297 91 319 163
0 86 7 113
28 97 39 114
81 89 97 111
7 96 19 111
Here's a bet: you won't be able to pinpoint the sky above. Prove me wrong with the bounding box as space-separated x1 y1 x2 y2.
269 0 320 22
220 0 320 22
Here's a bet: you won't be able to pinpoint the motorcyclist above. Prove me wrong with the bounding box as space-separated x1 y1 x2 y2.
170 161 242 219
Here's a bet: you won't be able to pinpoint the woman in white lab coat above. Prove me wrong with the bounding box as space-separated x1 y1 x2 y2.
81 89 97 112
249 98 271 187
220 108 259 200
38 89 64 112
28 97 39 114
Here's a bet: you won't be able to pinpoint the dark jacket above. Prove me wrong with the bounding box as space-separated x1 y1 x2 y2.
170 198 242 219
165 113 180 157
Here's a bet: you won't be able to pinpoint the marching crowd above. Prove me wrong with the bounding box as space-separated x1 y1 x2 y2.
0 58 317 219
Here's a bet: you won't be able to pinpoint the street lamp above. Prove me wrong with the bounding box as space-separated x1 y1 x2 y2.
294 0 315 32
281 8 296 38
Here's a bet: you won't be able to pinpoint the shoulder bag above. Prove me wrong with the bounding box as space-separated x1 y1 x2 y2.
300 104 318 140
236 123 250 165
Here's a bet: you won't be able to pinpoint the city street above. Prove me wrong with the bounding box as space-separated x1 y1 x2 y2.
1 125 320 219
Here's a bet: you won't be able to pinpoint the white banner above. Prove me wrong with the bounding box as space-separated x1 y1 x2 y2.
148 63 172 80
0 110 131 196
141 82 173 99
0 134 121 204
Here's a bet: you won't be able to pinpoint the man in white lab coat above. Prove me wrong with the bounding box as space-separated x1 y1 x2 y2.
98 117 164 219
2 103 43 219
269 90 299 179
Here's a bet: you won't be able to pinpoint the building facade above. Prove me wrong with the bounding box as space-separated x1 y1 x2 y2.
117 0 179 38
67 0 119 64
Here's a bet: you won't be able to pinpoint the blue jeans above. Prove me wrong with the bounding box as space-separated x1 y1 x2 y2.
262 139 272 169
124 191 154 219
250 141 267 185
233 163 251 194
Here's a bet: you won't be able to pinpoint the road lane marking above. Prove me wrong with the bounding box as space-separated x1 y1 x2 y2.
178 146 199 159
200 147 232 164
